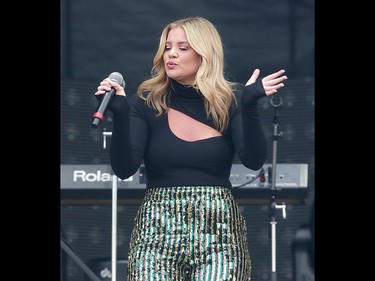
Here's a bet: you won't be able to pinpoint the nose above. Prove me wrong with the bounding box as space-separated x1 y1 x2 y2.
168 48 178 58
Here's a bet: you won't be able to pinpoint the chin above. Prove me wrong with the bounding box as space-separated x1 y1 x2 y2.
167 74 179 81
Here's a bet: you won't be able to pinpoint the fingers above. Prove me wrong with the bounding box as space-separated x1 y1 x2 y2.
95 78 126 96
245 68 260 86
94 78 110 95
262 69 288 96
264 69 286 80
262 70 287 85
245 68 287 96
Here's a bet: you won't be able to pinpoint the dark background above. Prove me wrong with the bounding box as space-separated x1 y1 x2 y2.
60 1 315 280
60 0 314 84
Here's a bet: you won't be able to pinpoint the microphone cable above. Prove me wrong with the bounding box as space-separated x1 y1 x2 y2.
232 167 265 190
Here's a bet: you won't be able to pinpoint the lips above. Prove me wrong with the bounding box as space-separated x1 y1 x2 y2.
167 62 177 69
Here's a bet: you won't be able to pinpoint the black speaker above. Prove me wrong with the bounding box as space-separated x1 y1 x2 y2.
85 258 128 281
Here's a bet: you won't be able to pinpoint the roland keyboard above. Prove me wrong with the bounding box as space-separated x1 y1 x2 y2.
61 163 309 205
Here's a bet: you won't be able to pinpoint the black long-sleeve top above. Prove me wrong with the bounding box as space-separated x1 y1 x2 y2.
107 79 268 190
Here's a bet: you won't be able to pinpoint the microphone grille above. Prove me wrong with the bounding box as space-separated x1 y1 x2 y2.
109 72 126 87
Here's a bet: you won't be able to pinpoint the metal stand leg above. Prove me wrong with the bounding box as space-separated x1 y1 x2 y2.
111 174 118 281
60 237 102 281
269 196 286 281
104 131 118 281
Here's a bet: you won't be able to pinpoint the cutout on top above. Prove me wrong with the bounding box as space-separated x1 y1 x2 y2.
168 108 222 142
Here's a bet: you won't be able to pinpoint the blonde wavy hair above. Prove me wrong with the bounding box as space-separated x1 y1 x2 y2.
137 16 238 133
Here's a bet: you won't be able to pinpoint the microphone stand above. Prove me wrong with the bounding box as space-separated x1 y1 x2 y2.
268 95 286 281
111 174 118 281
103 130 118 281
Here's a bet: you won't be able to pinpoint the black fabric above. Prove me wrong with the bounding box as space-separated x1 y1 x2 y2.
108 79 268 190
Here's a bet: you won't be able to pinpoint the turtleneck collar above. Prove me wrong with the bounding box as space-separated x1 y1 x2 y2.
168 79 216 128
170 79 203 100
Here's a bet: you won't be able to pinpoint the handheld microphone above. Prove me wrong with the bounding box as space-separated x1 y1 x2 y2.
91 72 125 128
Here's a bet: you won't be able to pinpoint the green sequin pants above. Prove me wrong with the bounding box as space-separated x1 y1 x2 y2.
127 186 251 280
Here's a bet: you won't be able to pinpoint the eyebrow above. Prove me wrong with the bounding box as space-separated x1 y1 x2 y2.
165 41 190 45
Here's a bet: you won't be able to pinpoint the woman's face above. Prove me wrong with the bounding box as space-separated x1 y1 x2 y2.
163 27 201 86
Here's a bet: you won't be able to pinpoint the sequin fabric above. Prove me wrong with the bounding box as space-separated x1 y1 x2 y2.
127 186 251 280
